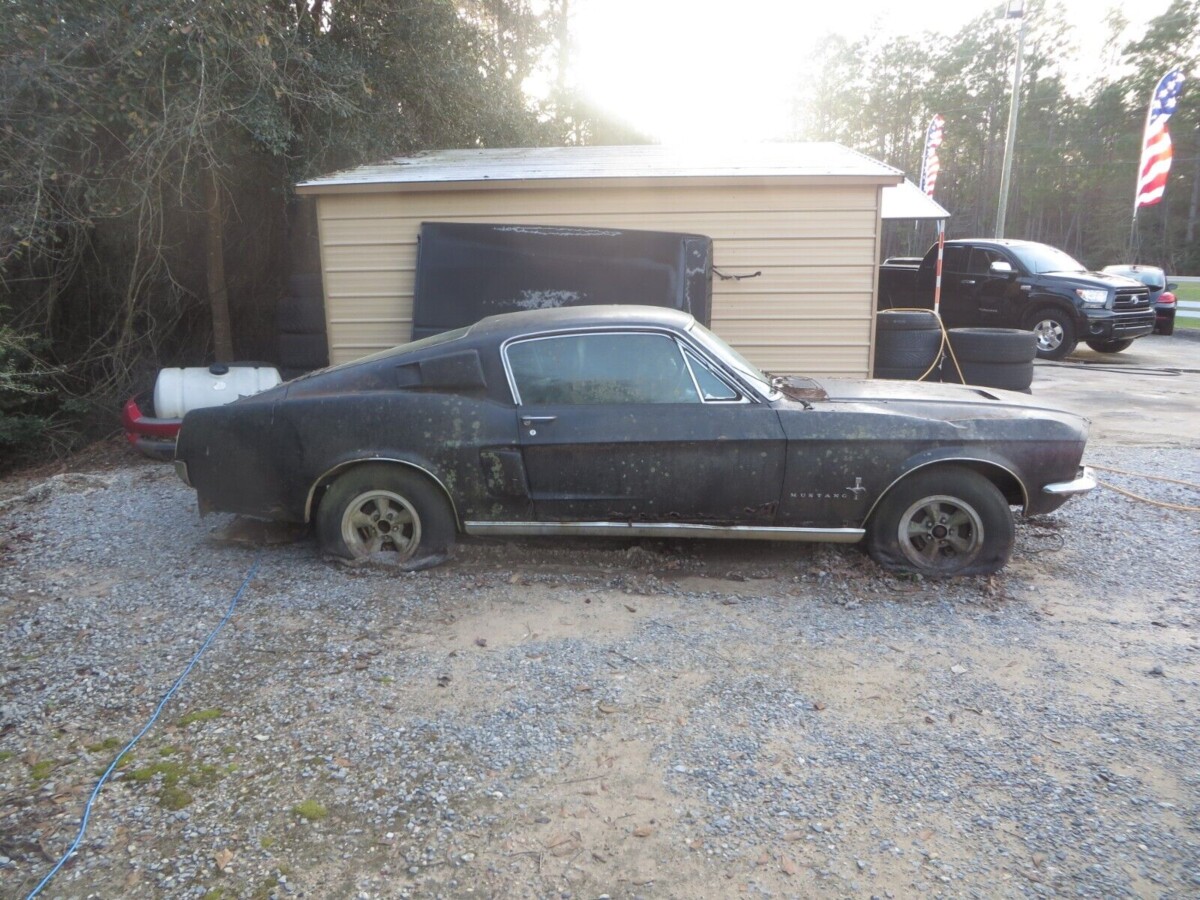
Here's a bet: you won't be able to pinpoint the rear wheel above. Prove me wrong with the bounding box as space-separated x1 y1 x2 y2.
1085 338 1133 353
866 466 1014 577
1027 308 1076 360
316 465 455 567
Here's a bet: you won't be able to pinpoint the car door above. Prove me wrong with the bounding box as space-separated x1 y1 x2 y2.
921 245 970 326
504 330 786 523
963 247 1014 325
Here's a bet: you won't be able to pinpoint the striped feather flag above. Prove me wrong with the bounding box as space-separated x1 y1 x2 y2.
1135 69 1186 209
919 115 945 198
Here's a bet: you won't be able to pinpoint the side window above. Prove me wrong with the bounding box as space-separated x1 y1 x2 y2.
683 348 741 401
941 245 968 273
968 248 1005 274
507 333 701 405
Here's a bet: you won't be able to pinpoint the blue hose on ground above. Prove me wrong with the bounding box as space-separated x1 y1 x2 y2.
24 555 263 900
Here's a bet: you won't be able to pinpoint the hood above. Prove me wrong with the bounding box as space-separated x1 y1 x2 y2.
778 376 1089 427
1038 270 1146 291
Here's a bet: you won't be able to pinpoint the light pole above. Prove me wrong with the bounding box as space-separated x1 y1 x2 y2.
995 0 1026 239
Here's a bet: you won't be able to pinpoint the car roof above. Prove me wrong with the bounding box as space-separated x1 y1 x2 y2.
944 238 1058 251
466 304 697 340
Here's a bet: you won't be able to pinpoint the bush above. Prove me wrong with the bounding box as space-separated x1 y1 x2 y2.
0 315 52 458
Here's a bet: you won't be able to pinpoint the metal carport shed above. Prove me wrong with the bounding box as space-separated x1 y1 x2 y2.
296 143 902 377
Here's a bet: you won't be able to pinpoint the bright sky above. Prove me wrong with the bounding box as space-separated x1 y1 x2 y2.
569 0 1176 144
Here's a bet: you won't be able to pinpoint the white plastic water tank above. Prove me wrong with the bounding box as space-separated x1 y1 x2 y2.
153 365 282 419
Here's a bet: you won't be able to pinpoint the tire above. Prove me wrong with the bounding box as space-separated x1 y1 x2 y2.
874 365 939 381
942 360 1033 391
876 309 941 331
866 466 1015 577
1025 308 1077 360
874 310 943 378
946 328 1036 363
1158 314 1175 336
874 335 944 370
277 332 329 370
1084 339 1133 353
316 464 456 566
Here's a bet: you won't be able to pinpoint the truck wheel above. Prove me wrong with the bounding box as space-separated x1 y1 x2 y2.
866 466 1014 577
1027 309 1076 360
316 464 455 567
1084 339 1133 354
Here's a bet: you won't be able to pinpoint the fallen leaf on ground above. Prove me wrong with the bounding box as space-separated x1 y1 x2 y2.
633 825 654 837
780 855 798 876
214 848 235 870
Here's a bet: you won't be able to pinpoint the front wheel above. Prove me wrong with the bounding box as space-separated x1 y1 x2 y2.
1085 338 1133 353
866 466 1015 577
316 464 455 566
1027 308 1077 360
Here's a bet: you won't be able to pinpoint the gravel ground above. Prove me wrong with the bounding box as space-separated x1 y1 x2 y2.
0 442 1198 899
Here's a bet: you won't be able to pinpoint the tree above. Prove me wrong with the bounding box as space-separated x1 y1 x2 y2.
0 0 564 463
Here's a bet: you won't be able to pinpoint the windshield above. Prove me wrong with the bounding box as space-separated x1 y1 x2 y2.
1105 267 1165 290
687 321 779 400
1009 244 1087 274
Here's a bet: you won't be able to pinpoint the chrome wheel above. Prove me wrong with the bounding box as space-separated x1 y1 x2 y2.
340 489 422 559
895 494 985 574
1033 318 1064 353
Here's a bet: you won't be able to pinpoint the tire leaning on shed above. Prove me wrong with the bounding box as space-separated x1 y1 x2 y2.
941 328 1036 392
873 310 943 380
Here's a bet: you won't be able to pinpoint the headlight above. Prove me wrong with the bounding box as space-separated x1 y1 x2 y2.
1075 288 1109 308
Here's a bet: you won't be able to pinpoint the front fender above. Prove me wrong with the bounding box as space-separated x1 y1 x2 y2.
859 449 1029 527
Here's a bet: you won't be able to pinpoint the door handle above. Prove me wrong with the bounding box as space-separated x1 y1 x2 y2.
520 415 557 427
961 279 976 285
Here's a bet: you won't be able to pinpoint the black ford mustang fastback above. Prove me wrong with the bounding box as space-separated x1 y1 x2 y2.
175 306 1095 577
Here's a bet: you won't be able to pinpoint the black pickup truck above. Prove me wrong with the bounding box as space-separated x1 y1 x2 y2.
878 239 1155 359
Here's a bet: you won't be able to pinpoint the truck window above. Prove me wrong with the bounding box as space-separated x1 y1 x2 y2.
967 248 1004 274
940 246 967 273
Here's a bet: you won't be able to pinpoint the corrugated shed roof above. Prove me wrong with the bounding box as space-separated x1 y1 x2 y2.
296 143 903 193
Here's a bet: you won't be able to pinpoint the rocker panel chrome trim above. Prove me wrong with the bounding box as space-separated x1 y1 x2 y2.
463 521 864 543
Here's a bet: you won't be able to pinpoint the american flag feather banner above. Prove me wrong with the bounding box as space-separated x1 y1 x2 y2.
1135 69 1185 209
919 114 945 198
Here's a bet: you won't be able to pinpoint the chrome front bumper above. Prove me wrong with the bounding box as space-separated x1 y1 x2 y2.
1043 466 1096 497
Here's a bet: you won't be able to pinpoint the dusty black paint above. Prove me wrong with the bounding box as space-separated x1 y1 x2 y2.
175 306 1090 538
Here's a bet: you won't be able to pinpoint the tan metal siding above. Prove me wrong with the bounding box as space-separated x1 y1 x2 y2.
317 183 880 376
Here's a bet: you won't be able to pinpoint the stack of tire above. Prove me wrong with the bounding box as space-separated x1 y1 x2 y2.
941 328 1036 393
873 310 943 380
277 273 329 379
